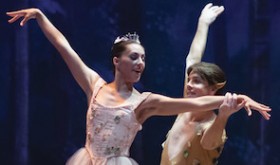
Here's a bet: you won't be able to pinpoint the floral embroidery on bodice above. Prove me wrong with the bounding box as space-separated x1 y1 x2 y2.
86 100 141 158
85 78 151 160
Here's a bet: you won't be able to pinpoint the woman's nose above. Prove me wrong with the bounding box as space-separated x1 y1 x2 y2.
136 57 144 66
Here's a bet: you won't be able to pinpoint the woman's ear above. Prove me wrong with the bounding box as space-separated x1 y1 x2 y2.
113 57 119 66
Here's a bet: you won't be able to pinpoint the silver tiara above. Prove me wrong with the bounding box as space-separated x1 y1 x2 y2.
114 32 140 44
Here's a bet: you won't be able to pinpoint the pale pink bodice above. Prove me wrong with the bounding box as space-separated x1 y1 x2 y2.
85 78 150 163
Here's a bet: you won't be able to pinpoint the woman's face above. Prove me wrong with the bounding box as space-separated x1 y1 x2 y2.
115 43 145 83
186 71 216 98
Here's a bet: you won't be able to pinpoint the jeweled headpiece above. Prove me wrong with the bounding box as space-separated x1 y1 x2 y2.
114 32 140 44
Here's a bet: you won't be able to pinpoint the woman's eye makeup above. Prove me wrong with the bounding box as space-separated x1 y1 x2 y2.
141 55 145 61
129 53 138 60
129 53 145 61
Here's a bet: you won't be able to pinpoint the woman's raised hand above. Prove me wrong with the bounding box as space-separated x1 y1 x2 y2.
7 8 41 26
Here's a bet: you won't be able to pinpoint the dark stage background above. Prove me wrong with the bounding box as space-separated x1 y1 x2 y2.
1 0 280 165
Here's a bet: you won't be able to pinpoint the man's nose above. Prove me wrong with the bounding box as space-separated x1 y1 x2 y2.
186 81 193 89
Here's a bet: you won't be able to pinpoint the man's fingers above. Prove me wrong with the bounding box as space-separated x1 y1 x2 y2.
232 93 238 109
205 3 213 9
225 92 231 104
211 6 220 11
216 6 225 15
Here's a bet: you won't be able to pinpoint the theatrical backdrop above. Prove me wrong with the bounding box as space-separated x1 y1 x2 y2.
1 0 280 164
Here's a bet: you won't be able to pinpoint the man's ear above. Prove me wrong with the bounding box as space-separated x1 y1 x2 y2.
210 86 218 95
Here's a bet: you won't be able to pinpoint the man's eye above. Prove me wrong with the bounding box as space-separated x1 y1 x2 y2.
193 79 201 84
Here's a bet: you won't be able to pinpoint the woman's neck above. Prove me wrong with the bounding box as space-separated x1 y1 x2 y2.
109 80 133 93
113 73 135 90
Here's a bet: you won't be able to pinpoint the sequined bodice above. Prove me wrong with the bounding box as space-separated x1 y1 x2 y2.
85 100 141 158
84 78 150 159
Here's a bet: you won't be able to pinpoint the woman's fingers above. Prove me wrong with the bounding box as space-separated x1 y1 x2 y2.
6 10 35 26
244 103 252 116
237 101 246 110
260 111 271 120
7 10 27 25
6 10 23 15
7 15 21 23
20 16 30 26
259 103 271 110
244 101 271 119
253 104 271 112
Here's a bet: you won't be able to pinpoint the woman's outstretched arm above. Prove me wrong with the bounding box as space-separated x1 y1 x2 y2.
7 8 100 99
135 93 271 124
